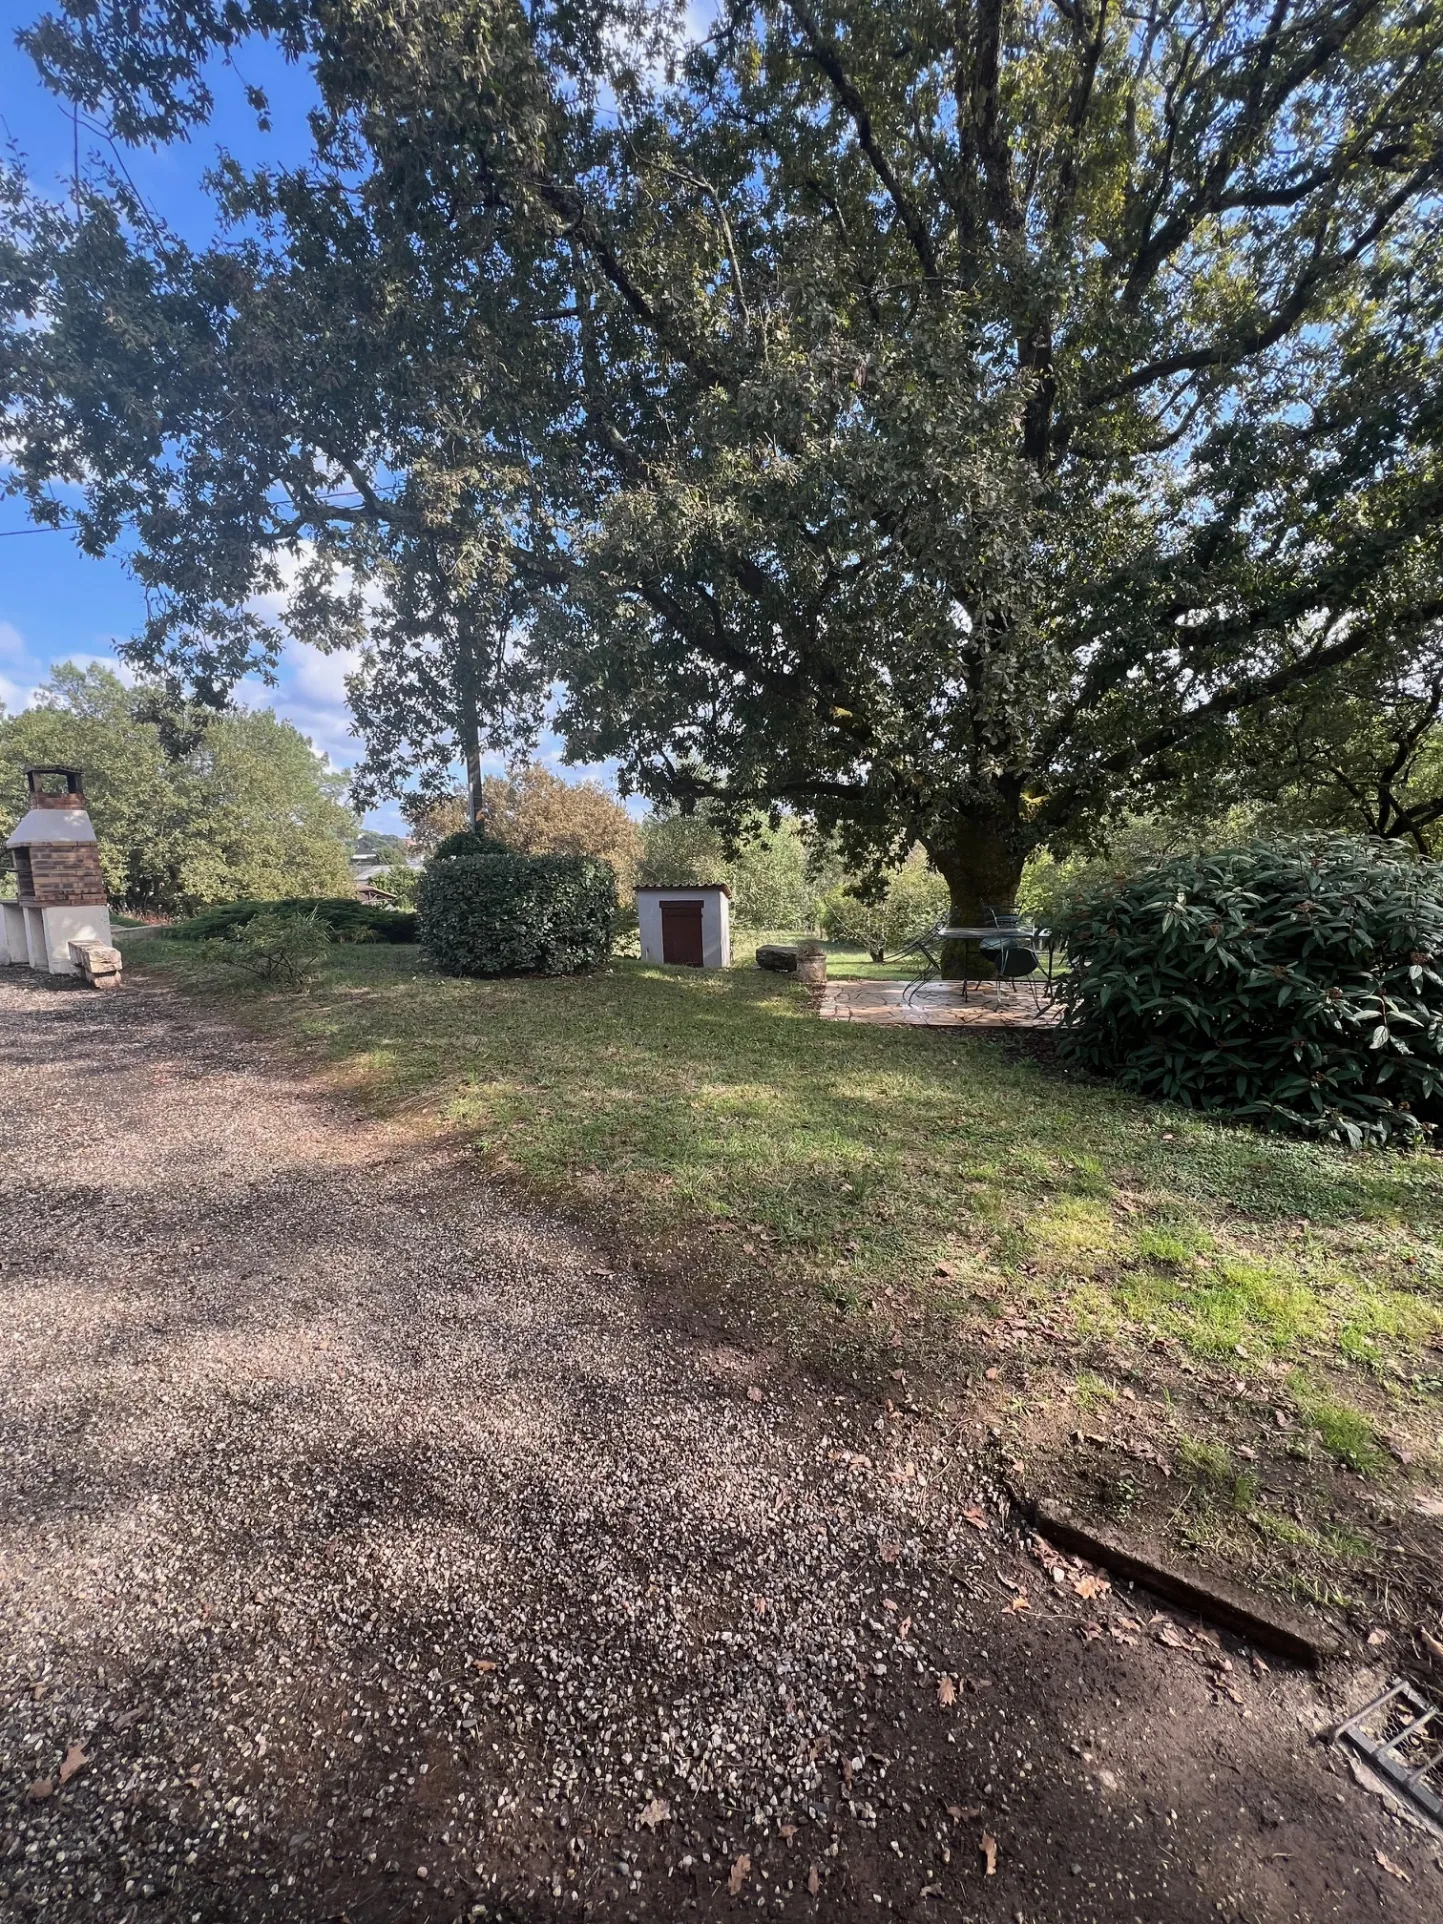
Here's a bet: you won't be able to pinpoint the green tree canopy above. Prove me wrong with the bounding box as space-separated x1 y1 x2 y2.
5 0 1443 966
0 665 356 912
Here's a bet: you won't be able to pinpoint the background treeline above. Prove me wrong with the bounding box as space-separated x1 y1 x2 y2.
12 665 1443 947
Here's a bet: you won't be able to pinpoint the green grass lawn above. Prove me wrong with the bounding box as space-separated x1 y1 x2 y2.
131 934 1443 1622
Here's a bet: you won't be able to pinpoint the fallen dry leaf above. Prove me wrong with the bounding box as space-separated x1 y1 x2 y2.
1417 1624 1443 1663
879 1540 901 1564
934 1262 956 1279
752 1594 768 1616
746 1385 764 1403
937 1675 957 1706
947 1803 981 1820
980 1830 998 1876
961 1505 989 1533
26 1778 53 1802
639 1797 670 1831
807 1863 820 1896
1155 1622 1187 1649
1004 1592 1031 1614
1072 1573 1108 1600
473 1659 498 1673
889 1369 906 1383
778 1823 797 1841
1080 1621 1104 1642
729 1853 751 1895
58 1745 88 1785
919 1882 943 1898
1375 1849 1410 1883
1366 1628 1389 1648
984 1366 1000 1382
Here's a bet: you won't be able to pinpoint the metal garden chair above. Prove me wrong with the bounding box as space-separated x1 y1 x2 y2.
978 906 1046 1010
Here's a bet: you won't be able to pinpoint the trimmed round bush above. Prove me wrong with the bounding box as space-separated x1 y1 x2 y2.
165 897 418 943
418 851 616 975
1054 837 1443 1146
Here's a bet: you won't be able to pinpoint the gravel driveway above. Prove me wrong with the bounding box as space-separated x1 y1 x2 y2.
1 967 1436 1922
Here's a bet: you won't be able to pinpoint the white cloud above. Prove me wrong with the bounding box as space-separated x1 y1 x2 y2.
289 641 362 708
0 670 35 712
233 638 362 772
0 621 28 662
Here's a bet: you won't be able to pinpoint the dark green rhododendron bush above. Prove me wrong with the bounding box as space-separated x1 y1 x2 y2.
1055 840 1443 1145
418 851 616 977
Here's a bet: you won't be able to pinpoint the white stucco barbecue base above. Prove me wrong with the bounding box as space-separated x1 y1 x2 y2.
0 901 113 975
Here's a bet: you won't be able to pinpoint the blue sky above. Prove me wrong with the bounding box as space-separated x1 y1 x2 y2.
0 18 623 832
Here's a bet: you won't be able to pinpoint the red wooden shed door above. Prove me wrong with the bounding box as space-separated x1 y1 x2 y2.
660 899 705 966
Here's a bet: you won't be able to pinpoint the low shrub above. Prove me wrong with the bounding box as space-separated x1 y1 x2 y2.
1054 837 1443 1146
418 851 616 976
165 897 419 943
206 909 335 990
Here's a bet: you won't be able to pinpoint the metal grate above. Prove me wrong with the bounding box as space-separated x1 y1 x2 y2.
1335 1678 1443 1823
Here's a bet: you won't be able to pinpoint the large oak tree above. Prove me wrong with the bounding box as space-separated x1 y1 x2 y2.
5 0 1443 950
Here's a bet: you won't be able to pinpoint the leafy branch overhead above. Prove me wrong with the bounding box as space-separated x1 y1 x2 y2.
4 0 1442 939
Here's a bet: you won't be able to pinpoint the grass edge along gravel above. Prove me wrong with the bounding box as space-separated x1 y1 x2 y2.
127 934 1443 1623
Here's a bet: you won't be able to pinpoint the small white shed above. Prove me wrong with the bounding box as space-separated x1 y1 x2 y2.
636 885 731 968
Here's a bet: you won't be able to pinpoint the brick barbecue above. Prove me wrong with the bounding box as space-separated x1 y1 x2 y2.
2 766 117 980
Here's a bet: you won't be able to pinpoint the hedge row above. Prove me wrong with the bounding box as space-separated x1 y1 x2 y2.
417 849 616 975
165 897 419 943
1054 837 1443 1147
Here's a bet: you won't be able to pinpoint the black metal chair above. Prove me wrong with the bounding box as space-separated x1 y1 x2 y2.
897 921 944 983
978 907 1044 1009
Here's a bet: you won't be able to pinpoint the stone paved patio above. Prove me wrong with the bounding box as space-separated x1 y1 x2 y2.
818 977 1062 1027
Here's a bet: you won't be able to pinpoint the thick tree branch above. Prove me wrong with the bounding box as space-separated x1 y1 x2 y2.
1088 595 1443 791
1084 160 1438 410
785 1 942 286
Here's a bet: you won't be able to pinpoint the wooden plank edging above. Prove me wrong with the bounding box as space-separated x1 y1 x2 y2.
1026 1496 1343 1668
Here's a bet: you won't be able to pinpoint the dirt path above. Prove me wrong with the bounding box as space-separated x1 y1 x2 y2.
0 967 1436 1923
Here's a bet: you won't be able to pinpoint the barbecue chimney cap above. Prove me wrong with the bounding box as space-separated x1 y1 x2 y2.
27 766 85 797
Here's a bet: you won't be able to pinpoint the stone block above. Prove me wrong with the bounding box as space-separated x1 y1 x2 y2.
68 939 124 988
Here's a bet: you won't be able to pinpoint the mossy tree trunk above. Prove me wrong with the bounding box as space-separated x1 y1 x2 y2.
927 804 1032 980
